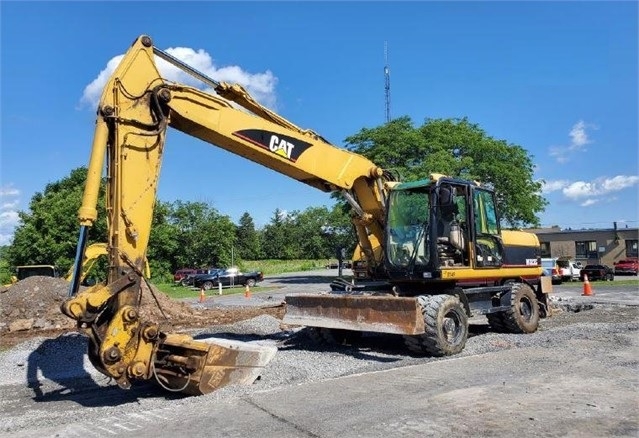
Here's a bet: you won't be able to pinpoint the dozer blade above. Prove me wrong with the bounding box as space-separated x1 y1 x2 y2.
153 334 277 396
283 293 425 335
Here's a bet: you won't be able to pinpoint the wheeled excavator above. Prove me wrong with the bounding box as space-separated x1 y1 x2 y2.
62 35 550 396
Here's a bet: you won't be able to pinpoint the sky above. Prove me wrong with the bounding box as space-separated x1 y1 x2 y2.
1 1 638 246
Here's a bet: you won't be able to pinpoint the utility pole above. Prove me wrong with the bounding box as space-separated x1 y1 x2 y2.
384 41 391 124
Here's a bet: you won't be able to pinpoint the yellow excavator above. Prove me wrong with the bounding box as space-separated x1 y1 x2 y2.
62 35 549 396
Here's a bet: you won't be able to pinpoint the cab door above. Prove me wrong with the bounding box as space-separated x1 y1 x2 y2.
471 188 504 268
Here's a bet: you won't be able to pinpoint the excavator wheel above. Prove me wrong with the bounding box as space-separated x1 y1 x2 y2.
487 282 540 334
305 327 362 346
403 294 468 356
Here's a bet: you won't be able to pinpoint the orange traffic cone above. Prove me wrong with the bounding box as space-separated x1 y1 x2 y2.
582 274 594 296
199 287 206 303
244 284 251 299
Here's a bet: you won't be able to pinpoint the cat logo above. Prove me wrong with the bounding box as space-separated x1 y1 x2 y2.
232 129 313 163
269 135 294 160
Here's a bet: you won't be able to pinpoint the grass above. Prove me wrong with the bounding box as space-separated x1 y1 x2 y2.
153 259 336 299
154 282 279 299
238 259 332 275
153 277 290 300
556 278 639 288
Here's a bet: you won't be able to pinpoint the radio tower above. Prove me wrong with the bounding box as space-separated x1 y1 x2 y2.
384 41 391 123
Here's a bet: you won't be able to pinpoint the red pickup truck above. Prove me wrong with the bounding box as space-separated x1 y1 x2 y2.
613 258 639 276
173 268 197 283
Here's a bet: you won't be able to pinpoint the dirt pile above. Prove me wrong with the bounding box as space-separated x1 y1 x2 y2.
0 276 284 349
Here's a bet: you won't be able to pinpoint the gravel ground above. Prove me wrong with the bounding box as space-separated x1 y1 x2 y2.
0 276 638 437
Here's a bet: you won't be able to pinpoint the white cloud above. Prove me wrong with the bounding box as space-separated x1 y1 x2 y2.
277 210 289 220
80 55 125 109
0 186 20 197
80 46 277 110
580 199 598 207
549 120 598 163
601 175 639 192
541 179 570 193
568 120 591 149
0 184 21 246
548 147 570 164
0 210 19 228
1 201 19 210
563 181 594 199
562 175 639 200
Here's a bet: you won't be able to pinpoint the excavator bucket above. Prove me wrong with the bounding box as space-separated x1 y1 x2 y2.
283 293 425 335
152 334 277 396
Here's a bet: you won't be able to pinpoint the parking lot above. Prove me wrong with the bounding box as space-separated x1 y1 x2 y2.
1 272 637 438
198 269 639 309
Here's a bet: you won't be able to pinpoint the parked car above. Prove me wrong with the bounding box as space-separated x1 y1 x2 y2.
173 268 197 283
193 267 264 290
541 258 563 284
580 264 614 281
613 258 639 276
181 268 220 287
556 259 581 282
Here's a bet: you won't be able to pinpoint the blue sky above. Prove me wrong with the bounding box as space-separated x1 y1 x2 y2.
1 1 637 245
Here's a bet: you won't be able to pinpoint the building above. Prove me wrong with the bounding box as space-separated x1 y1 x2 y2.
528 224 638 266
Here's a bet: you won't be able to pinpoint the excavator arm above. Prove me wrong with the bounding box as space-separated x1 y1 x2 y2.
64 243 152 284
61 35 391 395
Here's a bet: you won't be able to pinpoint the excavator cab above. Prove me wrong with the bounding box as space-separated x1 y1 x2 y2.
384 176 475 281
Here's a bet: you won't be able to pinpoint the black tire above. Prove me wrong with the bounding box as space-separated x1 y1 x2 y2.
491 282 540 334
246 278 256 287
203 281 214 290
403 294 469 356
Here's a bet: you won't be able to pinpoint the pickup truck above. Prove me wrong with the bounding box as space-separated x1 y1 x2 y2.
557 259 581 282
173 268 197 283
180 268 220 287
193 267 263 290
613 258 639 275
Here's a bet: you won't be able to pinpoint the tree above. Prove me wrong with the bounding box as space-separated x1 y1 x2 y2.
326 203 358 256
6 168 107 271
345 116 547 228
193 208 237 268
147 200 180 281
236 212 261 260
164 201 237 269
291 207 333 259
261 208 295 259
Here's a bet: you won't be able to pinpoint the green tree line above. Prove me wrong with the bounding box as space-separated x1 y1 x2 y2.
1 117 547 283
1 168 355 283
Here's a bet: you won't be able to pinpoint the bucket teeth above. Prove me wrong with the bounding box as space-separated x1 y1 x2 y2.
153 334 277 395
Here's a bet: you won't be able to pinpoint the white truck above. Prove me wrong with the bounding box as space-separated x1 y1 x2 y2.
557 258 582 282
